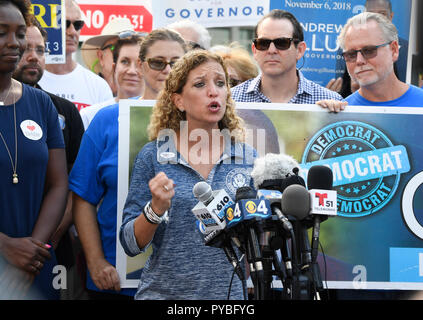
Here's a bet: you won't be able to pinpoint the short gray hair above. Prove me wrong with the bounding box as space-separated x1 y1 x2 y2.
337 12 398 50
167 19 211 50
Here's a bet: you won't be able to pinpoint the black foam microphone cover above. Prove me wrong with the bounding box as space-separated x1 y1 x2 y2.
280 172 306 192
235 186 257 201
307 165 333 190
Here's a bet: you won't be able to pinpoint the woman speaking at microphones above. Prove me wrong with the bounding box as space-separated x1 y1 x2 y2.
119 50 257 300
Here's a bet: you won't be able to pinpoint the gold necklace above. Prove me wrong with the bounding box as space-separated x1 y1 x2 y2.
0 82 18 184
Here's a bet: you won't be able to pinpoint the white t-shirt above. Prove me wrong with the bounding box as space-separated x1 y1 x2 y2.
80 97 116 130
39 63 113 111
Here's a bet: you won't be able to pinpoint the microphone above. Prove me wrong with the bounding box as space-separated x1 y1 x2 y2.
281 184 311 265
251 153 304 238
281 184 311 221
251 153 304 192
232 186 272 299
192 183 244 281
307 165 336 263
251 153 305 296
192 181 233 232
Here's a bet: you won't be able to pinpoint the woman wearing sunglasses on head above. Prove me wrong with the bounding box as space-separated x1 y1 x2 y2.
120 50 257 300
69 35 144 300
138 28 187 100
0 0 68 299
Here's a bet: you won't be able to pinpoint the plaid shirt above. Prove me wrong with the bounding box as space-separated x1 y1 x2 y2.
231 70 343 103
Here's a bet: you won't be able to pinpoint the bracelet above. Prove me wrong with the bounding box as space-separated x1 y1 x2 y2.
143 202 169 224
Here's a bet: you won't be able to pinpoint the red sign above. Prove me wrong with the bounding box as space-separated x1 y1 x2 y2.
79 4 153 37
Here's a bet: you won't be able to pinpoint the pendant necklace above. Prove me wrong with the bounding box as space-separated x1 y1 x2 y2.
0 82 18 184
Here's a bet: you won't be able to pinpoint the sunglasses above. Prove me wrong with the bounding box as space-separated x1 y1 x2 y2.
342 42 392 62
146 57 178 71
101 31 147 51
66 20 85 31
253 37 299 51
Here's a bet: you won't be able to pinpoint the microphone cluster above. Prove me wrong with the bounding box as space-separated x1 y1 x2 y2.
191 154 337 300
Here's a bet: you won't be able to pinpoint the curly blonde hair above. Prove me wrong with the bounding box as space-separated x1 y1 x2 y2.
148 50 245 141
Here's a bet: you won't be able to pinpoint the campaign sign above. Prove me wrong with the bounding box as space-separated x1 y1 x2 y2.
152 0 269 28
31 0 65 64
117 100 423 290
79 4 153 40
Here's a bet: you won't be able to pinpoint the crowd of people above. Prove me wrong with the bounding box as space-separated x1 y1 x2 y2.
0 0 422 300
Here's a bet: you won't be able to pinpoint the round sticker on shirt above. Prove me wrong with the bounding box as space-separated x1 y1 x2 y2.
20 120 43 141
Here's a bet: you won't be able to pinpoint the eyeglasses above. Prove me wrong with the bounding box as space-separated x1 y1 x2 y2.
229 78 242 88
253 37 299 51
342 42 392 62
24 46 48 57
66 20 85 31
146 57 178 71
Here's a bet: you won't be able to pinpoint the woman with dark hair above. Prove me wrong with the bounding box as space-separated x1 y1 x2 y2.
0 0 68 299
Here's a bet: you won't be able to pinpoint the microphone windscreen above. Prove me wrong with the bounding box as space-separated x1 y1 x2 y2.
281 184 310 220
251 153 299 189
307 165 333 190
193 181 213 203
235 186 257 201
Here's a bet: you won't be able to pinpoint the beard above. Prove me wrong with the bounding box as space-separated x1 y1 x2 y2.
352 64 394 88
13 64 43 86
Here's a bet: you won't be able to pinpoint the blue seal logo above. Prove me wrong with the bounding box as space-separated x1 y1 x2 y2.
302 121 410 217
225 168 251 194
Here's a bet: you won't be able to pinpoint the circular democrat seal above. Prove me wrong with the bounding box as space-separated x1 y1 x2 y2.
302 121 410 218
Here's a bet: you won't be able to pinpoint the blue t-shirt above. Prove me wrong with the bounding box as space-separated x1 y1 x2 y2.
0 84 64 299
345 85 423 107
68 102 136 296
120 135 257 300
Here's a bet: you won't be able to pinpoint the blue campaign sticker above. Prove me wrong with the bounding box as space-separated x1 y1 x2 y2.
390 248 423 282
302 121 411 218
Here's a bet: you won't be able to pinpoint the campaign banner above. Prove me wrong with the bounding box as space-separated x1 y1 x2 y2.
76 0 153 40
117 100 423 290
152 0 270 29
31 0 66 64
270 0 413 86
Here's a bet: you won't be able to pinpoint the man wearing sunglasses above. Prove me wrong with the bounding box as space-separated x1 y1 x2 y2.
231 9 343 107
327 0 409 94
339 12 423 108
39 0 113 111
332 12 423 301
